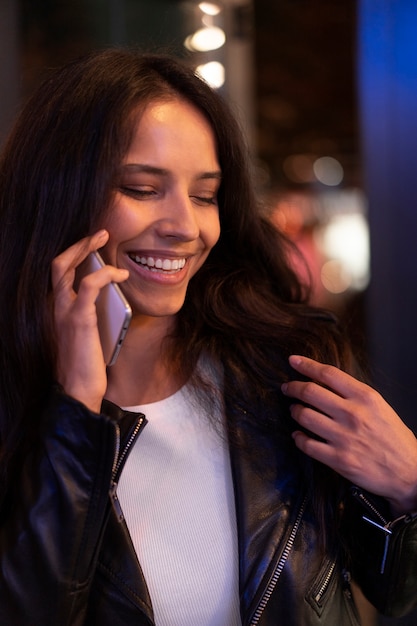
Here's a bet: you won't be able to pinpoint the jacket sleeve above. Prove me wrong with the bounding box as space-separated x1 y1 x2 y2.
0 388 118 626
345 485 417 618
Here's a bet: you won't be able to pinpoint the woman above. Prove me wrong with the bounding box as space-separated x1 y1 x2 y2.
0 48 416 626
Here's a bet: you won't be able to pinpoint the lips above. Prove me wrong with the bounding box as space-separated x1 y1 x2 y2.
129 254 186 273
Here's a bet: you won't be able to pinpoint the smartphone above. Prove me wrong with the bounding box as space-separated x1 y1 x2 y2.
75 251 132 366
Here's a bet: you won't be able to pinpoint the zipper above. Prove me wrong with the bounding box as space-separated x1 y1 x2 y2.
314 560 336 605
351 486 410 574
113 417 145 479
109 417 145 523
249 495 307 626
351 486 388 526
111 422 121 482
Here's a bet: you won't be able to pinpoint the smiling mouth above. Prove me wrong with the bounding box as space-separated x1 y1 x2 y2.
129 254 186 273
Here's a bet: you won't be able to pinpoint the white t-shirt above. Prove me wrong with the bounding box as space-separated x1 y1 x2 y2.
117 381 241 626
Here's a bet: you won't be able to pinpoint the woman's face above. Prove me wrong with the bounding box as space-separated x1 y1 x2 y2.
101 98 221 320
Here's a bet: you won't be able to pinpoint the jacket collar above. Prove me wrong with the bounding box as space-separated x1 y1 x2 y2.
101 398 147 481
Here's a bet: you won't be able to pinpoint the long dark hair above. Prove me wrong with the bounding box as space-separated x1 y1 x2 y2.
0 48 356 537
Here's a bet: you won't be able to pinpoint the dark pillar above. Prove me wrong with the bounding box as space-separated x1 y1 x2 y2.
358 1 417 432
358 2 417 623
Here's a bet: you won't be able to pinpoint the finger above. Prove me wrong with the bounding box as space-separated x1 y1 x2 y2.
288 354 367 399
292 430 353 476
75 264 129 310
282 379 347 419
51 229 109 289
292 430 331 461
290 404 339 442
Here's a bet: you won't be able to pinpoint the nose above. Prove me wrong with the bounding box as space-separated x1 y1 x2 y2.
156 191 200 241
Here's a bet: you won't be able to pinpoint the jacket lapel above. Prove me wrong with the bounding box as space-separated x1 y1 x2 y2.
229 418 305 623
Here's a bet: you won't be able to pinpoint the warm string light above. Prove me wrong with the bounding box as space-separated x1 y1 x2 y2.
184 2 225 89
199 2 222 16
184 26 226 53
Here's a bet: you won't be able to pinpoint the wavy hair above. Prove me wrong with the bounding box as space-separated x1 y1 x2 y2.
0 49 356 535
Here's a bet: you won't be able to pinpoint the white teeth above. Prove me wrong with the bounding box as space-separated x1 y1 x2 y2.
131 254 186 272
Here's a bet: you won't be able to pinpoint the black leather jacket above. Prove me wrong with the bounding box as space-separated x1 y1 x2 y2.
1 388 417 625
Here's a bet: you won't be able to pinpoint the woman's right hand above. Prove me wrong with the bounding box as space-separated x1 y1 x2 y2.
51 230 129 412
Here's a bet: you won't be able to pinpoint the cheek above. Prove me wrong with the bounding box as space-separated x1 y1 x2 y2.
98 207 131 264
100 199 137 243
99 202 121 239
205 212 221 249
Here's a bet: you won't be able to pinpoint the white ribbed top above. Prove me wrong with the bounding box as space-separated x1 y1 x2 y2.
117 382 241 626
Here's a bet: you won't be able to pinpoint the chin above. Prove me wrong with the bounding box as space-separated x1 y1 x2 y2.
133 299 187 319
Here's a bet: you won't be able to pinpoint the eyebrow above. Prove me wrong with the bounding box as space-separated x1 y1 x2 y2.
122 163 222 181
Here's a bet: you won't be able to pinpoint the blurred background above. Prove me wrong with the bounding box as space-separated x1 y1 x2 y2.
1 2 417 623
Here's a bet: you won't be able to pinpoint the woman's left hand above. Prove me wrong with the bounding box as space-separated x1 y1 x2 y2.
281 355 417 515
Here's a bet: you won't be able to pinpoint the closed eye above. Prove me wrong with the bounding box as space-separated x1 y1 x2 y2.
191 195 218 206
119 186 156 199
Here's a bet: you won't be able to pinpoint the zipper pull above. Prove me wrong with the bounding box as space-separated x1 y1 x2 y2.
109 480 124 523
362 515 392 574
